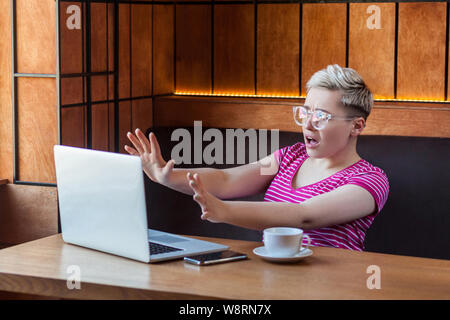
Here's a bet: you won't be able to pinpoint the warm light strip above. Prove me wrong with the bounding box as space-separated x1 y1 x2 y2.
174 92 450 104
175 92 304 99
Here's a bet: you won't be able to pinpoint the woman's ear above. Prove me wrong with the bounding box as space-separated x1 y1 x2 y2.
351 117 365 136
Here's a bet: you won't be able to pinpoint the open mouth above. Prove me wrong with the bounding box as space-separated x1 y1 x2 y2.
305 136 319 147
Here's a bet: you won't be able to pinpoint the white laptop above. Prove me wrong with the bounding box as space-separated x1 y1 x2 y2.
54 145 228 263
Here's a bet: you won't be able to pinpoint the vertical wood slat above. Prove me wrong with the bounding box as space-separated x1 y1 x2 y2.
91 3 107 73
61 106 85 149
153 4 174 95
131 4 152 97
17 78 57 183
108 3 115 152
118 101 132 154
301 3 347 96
397 2 446 101
91 3 109 151
60 2 84 152
257 4 299 97
108 3 115 101
59 2 86 148
92 104 110 151
16 0 56 74
119 4 130 99
214 4 254 95
61 77 83 106
349 3 396 99
132 99 153 138
60 1 83 74
0 0 13 181
176 5 212 93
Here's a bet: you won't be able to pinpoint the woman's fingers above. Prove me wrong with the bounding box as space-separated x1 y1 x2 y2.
187 173 218 222
163 159 175 175
127 131 145 155
193 190 208 213
188 178 201 194
188 173 209 212
188 173 204 198
135 128 151 154
187 173 206 194
193 173 204 191
124 145 139 156
149 132 165 163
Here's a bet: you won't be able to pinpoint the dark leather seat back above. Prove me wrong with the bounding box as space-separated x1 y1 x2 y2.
145 127 450 260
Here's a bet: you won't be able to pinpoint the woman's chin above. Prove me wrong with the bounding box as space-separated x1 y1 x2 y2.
306 147 319 158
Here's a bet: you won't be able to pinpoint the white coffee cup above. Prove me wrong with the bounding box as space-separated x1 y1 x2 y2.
263 227 311 257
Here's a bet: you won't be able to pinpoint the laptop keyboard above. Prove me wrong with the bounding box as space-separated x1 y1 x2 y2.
149 241 183 255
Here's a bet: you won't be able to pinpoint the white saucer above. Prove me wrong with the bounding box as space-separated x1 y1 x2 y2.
253 246 313 263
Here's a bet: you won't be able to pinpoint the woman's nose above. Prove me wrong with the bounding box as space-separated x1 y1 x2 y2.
304 113 316 131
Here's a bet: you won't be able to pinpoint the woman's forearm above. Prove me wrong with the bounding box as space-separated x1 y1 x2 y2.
164 167 228 197
222 201 308 231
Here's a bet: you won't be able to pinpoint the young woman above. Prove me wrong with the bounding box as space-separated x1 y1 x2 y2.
125 64 389 251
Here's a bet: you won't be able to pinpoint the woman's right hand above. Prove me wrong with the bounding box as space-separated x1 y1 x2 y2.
125 129 175 185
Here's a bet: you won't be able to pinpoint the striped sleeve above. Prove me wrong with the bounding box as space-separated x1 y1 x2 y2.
273 145 290 165
346 170 390 214
273 150 281 164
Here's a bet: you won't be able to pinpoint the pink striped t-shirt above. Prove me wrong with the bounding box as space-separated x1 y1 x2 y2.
264 142 389 251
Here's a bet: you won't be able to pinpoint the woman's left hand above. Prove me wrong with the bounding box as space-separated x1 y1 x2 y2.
187 172 229 223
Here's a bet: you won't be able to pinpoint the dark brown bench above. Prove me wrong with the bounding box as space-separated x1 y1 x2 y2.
145 127 450 260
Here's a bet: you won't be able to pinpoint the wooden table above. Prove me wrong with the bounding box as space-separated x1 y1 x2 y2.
0 234 449 300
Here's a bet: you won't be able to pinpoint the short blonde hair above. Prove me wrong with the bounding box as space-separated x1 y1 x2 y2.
306 64 373 120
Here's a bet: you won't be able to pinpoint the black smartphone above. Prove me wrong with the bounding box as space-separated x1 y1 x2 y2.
184 250 248 266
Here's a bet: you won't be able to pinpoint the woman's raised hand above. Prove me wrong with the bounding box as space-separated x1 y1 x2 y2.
125 129 175 185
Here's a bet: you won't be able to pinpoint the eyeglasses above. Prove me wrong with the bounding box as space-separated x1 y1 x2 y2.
292 105 356 130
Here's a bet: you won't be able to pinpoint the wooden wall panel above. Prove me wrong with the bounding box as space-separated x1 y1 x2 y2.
365 106 450 138
0 184 58 246
214 4 254 95
60 2 85 151
61 106 85 148
90 79 110 152
0 0 13 181
154 5 174 95
397 2 446 101
92 104 110 151
119 4 131 99
154 96 299 132
131 4 152 97
118 99 153 154
132 99 153 135
60 1 84 74
108 102 115 152
257 4 299 96
91 75 108 102
302 3 347 95
91 0 109 162
61 77 83 106
349 3 395 99
154 96 450 138
108 4 115 100
91 3 107 73
176 5 212 93
119 101 132 154
16 0 56 74
17 78 57 183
